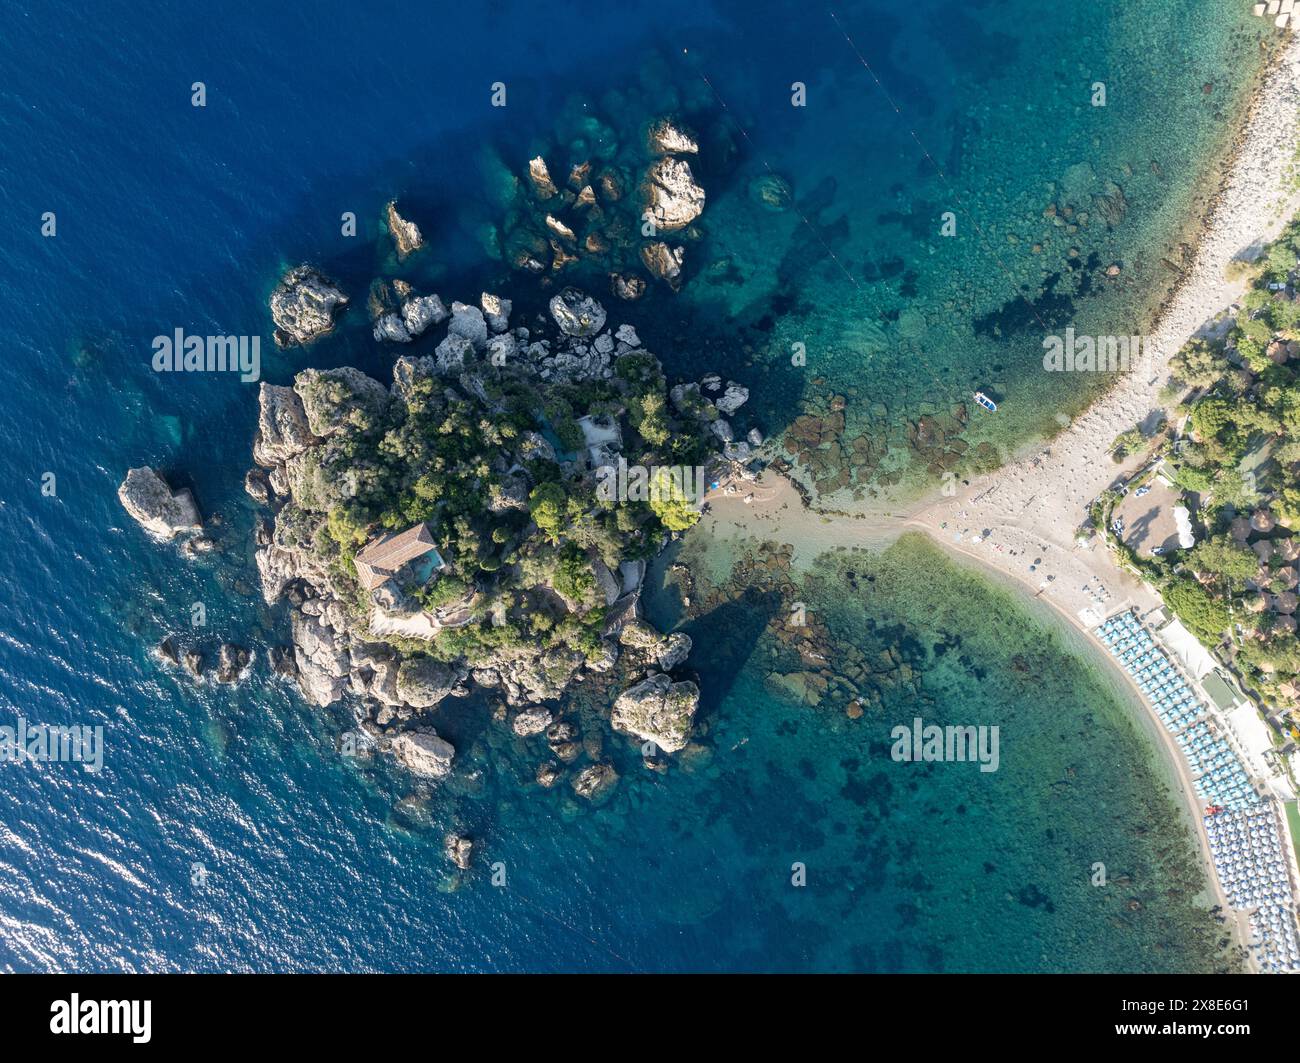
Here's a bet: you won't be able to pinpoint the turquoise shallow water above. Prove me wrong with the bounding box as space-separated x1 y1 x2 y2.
0 0 1265 970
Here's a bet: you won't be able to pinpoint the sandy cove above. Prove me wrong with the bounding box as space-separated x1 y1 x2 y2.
693 32 1300 970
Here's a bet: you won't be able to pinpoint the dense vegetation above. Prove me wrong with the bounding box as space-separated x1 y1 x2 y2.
281 346 717 670
1100 218 1300 708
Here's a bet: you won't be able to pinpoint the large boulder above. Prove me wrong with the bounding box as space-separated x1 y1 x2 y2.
549 288 606 338
117 468 202 540
395 657 460 709
402 293 447 337
656 632 693 672
389 730 455 779
642 157 705 232
269 265 348 347
253 384 320 466
448 302 489 349
611 673 699 753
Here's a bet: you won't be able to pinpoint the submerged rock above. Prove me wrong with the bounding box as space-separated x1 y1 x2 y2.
640 242 684 288
571 762 618 801
269 265 348 347
117 467 202 540
647 116 698 156
749 173 793 212
444 832 473 870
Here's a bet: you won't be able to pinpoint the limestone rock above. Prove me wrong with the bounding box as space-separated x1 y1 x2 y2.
715 383 749 415
549 287 607 337
528 156 558 200
647 117 698 156
117 468 202 540
386 200 424 259
395 657 460 709
444 833 473 870
656 632 692 672
269 265 348 347
215 643 252 684
253 383 320 466
389 729 455 779
640 242 685 288
571 762 618 801
511 706 554 737
642 157 704 232
611 673 699 753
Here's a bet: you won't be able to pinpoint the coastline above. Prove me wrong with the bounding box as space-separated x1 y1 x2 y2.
695 29 1300 971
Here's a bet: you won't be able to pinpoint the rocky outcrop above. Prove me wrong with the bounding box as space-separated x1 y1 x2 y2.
294 367 391 438
386 201 424 260
389 729 455 779
611 673 699 753
444 833 473 870
291 611 349 707
215 643 252 684
527 156 558 200
395 657 461 709
269 265 348 347
253 384 320 467
117 468 202 540
642 157 704 232
549 288 606 338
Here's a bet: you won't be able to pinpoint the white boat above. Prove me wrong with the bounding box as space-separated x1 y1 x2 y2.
973 391 997 412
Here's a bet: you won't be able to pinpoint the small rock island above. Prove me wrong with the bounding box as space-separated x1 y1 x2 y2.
249 274 755 789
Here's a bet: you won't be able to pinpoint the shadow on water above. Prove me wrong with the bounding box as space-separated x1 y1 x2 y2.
676 586 783 718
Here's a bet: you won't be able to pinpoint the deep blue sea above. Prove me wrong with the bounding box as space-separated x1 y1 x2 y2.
0 0 1267 970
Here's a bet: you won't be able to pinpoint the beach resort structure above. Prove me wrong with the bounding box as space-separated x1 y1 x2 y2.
354 522 446 592
1097 609 1300 972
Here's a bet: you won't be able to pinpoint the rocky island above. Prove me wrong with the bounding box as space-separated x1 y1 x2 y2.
248 275 757 790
